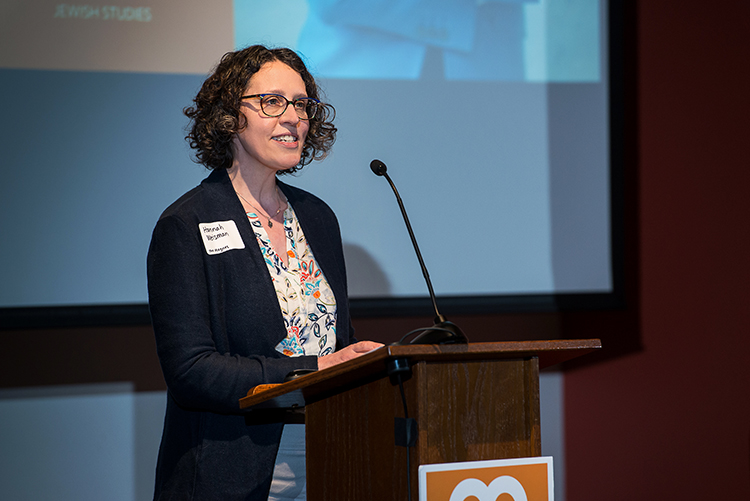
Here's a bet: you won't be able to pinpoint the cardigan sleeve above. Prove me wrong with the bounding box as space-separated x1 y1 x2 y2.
147 212 318 415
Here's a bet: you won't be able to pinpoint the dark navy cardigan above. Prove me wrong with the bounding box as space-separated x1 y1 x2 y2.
147 168 355 500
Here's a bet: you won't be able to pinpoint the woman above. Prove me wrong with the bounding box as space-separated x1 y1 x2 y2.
147 45 381 500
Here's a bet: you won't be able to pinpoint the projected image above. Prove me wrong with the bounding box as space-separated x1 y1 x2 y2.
0 0 233 73
233 0 610 300
234 0 600 82
0 0 612 313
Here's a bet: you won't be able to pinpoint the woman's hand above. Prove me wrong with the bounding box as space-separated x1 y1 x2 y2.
318 341 384 370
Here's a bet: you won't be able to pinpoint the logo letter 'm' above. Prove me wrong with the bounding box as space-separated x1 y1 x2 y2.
449 475 528 501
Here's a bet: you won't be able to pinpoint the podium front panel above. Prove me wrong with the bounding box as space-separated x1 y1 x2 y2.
305 356 540 501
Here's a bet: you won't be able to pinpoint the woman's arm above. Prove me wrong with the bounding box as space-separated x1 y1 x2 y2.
147 213 317 414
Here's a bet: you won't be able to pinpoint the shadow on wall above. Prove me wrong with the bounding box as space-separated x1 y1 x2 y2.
343 242 391 298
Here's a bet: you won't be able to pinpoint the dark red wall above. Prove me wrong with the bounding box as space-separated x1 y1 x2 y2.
565 1 750 499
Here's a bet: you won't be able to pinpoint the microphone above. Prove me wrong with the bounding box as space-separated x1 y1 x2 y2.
369 159 467 345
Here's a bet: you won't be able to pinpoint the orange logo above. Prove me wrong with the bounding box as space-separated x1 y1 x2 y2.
419 457 553 501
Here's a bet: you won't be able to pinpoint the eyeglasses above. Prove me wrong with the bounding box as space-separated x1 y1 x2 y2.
241 93 321 120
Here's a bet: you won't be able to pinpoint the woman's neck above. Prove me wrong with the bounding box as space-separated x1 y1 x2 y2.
227 163 280 211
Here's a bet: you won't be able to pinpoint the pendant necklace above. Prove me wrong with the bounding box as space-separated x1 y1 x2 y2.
235 187 283 228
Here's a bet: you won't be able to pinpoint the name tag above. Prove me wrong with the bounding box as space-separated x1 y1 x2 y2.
198 220 245 255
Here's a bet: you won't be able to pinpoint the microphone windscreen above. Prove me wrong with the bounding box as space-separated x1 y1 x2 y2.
370 159 387 176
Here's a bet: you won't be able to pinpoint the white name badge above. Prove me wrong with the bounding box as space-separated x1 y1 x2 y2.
198 220 245 255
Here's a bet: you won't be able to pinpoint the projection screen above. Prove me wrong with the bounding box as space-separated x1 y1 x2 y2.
0 0 620 325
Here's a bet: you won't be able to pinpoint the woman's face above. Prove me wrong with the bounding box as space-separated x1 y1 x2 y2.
233 60 310 174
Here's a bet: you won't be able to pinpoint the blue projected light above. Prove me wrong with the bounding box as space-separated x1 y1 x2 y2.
233 0 600 82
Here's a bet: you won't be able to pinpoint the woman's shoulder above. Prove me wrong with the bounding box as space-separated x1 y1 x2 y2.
158 169 237 222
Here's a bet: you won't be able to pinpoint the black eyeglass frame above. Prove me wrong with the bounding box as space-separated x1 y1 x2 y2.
241 93 321 120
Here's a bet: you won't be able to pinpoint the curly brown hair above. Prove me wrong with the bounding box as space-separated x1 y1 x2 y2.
184 45 336 174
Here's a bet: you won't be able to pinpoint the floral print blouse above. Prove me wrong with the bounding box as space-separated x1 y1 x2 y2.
246 203 337 358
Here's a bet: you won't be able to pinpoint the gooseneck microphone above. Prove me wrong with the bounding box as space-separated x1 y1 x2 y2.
369 159 467 345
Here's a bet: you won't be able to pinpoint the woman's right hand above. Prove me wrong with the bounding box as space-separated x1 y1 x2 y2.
317 341 384 370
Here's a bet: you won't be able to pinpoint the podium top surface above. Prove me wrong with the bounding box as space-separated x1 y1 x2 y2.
239 339 601 410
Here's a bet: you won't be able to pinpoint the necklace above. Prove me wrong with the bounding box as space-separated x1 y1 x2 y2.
235 187 284 228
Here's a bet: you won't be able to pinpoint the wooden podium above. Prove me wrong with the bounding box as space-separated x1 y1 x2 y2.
240 339 600 500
